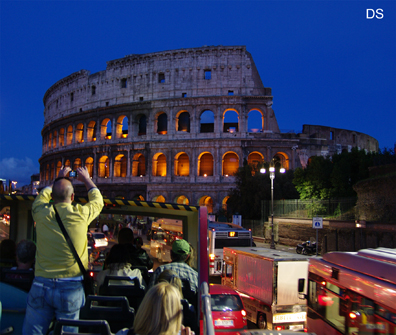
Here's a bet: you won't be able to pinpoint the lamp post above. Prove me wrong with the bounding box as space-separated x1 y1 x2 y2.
260 160 285 249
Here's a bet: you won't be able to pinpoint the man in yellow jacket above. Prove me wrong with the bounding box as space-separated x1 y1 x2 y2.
23 166 104 334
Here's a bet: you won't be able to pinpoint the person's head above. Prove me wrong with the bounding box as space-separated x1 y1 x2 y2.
157 269 183 296
51 177 74 203
16 239 36 269
134 282 183 335
0 239 16 260
135 236 143 248
104 244 132 270
171 239 191 263
118 227 134 244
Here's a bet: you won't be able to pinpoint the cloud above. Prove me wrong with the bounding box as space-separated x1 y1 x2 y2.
0 157 39 187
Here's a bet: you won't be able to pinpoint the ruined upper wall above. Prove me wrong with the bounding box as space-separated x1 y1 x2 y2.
43 46 270 125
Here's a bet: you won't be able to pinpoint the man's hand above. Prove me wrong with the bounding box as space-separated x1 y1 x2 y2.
76 166 90 182
58 166 72 178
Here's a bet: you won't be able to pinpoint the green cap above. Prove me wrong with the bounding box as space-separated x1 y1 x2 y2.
172 239 190 255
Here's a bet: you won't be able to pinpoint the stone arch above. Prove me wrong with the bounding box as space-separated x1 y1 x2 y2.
116 115 128 139
198 195 214 214
200 110 214 133
137 114 147 136
198 152 214 176
247 109 264 133
152 152 167 177
56 161 62 177
174 195 190 205
73 158 82 171
174 152 190 176
156 112 167 135
222 151 239 176
85 157 94 178
59 128 65 146
222 196 230 211
53 130 58 148
134 194 145 201
223 109 239 133
273 152 289 170
48 133 52 149
75 123 84 143
152 195 166 203
64 159 71 168
101 118 111 140
98 155 110 178
114 154 127 177
87 121 97 142
176 110 190 132
248 152 264 166
66 125 73 145
132 153 146 177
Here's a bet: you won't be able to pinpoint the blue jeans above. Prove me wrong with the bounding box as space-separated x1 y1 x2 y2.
23 276 85 334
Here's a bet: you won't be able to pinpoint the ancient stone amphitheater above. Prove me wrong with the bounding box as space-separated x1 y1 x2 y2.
40 45 378 214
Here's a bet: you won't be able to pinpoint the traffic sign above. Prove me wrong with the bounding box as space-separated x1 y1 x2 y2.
312 217 323 229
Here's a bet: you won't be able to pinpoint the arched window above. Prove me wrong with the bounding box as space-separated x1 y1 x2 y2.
56 161 62 177
73 158 82 171
175 195 189 205
248 109 263 133
116 115 128 139
222 152 239 176
152 153 167 177
53 131 57 148
75 123 84 143
64 160 71 168
157 113 167 135
223 109 239 133
59 128 65 147
198 196 213 214
66 125 73 145
200 110 214 133
132 153 146 177
177 111 190 132
198 152 214 176
98 156 110 178
87 121 97 142
48 133 52 149
85 157 94 178
138 115 147 136
222 196 230 212
174 152 190 176
114 154 127 177
101 118 111 140
153 195 166 202
273 152 289 171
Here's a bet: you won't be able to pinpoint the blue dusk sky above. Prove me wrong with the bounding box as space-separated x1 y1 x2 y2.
0 0 395 186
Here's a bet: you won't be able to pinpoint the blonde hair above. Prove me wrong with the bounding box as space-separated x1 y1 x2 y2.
134 282 182 335
157 269 183 297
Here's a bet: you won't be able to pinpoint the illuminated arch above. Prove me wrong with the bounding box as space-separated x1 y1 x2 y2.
174 195 190 205
223 109 239 133
56 161 62 177
248 152 264 166
52 131 57 148
73 158 82 171
273 152 289 171
222 196 230 211
64 160 71 168
222 152 239 176
134 194 145 201
87 121 97 142
98 156 110 178
59 128 65 146
66 125 73 145
198 195 213 214
152 153 167 177
85 157 94 178
75 123 84 143
156 112 167 135
198 152 213 176
176 110 190 132
132 153 146 177
174 152 190 176
116 115 128 139
48 133 52 149
247 109 264 133
101 118 111 140
152 195 166 203
114 154 127 177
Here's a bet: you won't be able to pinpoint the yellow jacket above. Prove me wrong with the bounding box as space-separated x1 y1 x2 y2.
32 186 104 278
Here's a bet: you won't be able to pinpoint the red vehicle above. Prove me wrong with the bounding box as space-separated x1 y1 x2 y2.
209 284 247 334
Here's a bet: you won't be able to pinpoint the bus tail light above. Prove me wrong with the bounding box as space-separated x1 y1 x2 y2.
275 325 285 330
209 254 215 261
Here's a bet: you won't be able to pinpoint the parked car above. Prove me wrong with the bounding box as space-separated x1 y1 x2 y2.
90 232 108 248
209 284 247 335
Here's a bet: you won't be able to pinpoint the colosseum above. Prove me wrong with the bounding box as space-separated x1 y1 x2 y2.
40 45 378 214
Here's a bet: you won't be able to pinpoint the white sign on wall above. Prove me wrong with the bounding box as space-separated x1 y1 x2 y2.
233 215 242 226
312 217 323 229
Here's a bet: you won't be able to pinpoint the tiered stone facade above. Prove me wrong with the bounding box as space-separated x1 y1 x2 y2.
39 46 378 214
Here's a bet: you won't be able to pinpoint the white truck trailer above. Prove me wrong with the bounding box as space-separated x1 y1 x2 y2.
222 247 310 332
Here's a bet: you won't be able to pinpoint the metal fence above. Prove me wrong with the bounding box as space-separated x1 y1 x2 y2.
262 198 357 221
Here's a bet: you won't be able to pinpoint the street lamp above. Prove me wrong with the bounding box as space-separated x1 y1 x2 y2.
260 160 285 249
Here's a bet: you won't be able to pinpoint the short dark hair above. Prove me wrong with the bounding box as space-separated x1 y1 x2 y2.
171 250 189 263
16 239 36 264
118 228 134 244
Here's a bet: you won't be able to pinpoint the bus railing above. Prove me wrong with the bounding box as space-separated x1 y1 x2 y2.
200 282 215 335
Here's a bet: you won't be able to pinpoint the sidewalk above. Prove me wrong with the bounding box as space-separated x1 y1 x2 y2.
253 236 297 254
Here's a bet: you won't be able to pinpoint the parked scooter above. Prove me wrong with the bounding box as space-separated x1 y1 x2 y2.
296 240 317 255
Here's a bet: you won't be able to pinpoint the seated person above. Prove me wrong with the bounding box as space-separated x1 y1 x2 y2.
134 237 153 270
156 269 198 334
115 282 194 335
96 244 146 291
11 239 36 272
118 228 153 270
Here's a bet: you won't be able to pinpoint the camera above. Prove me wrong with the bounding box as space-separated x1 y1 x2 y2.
69 171 78 178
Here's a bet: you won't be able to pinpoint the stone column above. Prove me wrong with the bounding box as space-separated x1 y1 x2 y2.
127 149 131 178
